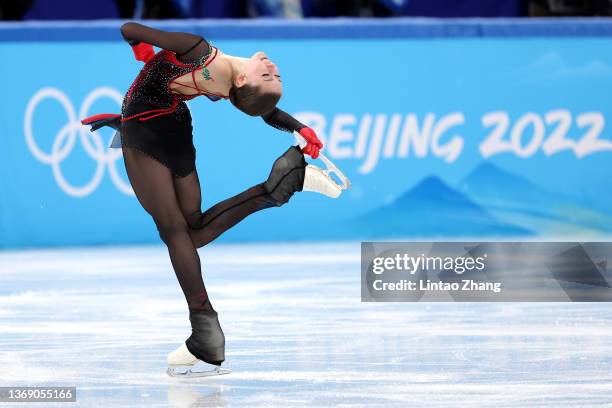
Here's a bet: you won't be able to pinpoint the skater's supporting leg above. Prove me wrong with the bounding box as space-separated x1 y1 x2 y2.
122 148 211 311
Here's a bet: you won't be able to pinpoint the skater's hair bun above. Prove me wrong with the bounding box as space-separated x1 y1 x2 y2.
229 84 280 117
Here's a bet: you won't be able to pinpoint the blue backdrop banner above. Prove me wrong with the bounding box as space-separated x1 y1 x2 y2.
1 19 612 248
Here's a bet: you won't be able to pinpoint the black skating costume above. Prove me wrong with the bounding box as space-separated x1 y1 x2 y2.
83 22 309 366
118 22 306 177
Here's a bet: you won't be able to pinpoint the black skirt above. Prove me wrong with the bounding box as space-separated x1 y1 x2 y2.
114 111 196 178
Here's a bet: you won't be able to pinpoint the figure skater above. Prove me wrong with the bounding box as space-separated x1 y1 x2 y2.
82 22 345 377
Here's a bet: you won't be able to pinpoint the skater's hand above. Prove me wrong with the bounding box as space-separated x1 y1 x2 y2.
299 127 323 159
131 42 155 63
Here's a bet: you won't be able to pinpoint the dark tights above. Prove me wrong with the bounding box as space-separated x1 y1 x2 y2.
122 148 277 310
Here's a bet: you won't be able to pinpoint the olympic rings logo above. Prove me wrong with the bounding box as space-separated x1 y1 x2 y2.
24 87 134 197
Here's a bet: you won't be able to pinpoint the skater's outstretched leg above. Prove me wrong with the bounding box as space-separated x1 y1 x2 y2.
173 170 277 248
177 146 331 249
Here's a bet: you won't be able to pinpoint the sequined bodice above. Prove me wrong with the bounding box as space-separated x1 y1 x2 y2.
121 50 220 122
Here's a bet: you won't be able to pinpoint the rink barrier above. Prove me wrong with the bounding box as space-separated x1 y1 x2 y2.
2 18 612 248
1 18 612 41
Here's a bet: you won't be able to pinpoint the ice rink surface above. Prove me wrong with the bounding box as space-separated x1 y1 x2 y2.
1 242 611 407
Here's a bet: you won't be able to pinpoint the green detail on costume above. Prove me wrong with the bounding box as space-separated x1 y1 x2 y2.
202 67 211 81
199 41 214 81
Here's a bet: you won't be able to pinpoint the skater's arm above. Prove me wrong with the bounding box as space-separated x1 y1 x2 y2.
262 108 323 158
261 107 306 133
120 22 210 62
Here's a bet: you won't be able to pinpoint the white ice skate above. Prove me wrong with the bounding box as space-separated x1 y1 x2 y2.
294 131 350 198
167 344 231 378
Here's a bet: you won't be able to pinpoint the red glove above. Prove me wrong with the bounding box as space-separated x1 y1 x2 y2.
131 42 155 63
299 127 323 159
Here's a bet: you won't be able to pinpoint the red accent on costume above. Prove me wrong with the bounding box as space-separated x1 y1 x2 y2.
167 47 227 101
131 42 155 63
81 113 121 125
122 46 227 123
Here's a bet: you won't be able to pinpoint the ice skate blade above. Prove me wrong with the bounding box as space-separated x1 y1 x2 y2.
167 365 231 378
318 152 350 191
293 131 351 192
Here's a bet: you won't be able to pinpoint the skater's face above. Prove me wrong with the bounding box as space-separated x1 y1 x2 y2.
236 51 283 96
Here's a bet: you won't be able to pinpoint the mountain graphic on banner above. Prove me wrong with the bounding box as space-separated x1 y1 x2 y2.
459 162 612 235
353 176 531 237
